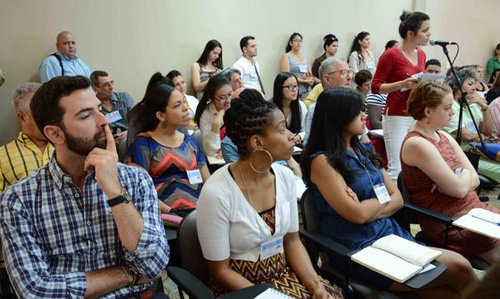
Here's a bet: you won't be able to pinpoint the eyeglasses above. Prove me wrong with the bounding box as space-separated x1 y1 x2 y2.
283 84 298 91
214 91 233 102
327 70 354 78
292 39 302 43
98 80 115 88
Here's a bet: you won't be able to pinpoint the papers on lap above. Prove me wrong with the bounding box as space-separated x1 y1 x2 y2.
255 288 295 299
351 234 441 283
452 208 500 239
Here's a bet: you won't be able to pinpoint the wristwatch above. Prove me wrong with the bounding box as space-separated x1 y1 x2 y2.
107 188 131 207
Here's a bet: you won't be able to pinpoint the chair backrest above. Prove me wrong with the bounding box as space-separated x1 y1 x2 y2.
192 130 202 147
177 210 210 283
300 189 320 233
118 136 128 163
396 172 411 204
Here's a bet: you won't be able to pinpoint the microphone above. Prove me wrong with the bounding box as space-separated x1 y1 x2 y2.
429 39 457 46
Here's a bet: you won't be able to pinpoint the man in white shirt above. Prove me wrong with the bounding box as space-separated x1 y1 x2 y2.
232 36 265 95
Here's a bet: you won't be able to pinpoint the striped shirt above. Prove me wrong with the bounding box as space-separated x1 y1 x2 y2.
490 97 500 139
0 132 54 192
0 156 169 298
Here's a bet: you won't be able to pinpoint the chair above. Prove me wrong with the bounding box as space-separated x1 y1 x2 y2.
167 211 214 299
397 172 490 270
299 189 445 299
117 136 128 163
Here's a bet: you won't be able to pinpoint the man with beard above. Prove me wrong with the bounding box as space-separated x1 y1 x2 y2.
0 76 169 298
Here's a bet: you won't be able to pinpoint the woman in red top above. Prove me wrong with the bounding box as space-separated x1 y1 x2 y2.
372 11 431 180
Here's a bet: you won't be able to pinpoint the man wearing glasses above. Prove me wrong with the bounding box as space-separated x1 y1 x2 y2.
40 31 91 83
303 57 353 144
90 70 135 144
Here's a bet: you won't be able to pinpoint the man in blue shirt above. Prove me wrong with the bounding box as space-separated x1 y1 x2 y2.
91 70 135 144
0 76 169 298
39 31 91 83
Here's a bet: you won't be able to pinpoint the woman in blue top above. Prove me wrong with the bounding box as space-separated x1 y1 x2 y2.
300 87 476 297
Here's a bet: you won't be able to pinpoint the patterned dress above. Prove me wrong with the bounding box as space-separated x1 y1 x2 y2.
126 133 206 211
212 206 344 299
401 131 500 256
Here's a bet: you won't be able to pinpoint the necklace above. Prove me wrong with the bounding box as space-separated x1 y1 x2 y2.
237 162 253 204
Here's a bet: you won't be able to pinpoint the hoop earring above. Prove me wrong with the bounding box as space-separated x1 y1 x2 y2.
249 149 273 174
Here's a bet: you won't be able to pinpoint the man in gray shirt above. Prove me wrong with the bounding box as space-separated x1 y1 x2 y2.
90 70 135 144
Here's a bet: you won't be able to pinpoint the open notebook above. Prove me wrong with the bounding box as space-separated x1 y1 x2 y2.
452 208 500 239
254 288 295 299
351 234 441 283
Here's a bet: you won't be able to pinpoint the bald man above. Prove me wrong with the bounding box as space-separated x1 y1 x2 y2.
39 31 91 83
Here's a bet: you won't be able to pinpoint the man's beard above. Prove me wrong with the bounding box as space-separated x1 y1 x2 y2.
64 128 107 156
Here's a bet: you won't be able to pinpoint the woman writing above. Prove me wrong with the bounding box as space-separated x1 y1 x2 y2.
197 92 343 298
126 72 210 215
191 40 223 99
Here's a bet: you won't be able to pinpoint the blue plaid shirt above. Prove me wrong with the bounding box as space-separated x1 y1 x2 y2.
0 156 169 298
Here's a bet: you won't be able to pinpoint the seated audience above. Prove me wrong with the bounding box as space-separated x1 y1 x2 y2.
365 92 387 130
197 93 344 298
194 74 232 156
348 31 376 76
442 67 500 183
487 67 500 88
401 80 500 264
39 31 91 83
232 35 265 95
0 76 168 298
485 70 500 104
300 87 476 295
0 82 54 192
354 69 372 96
486 43 500 80
223 68 244 92
126 73 209 215
471 64 489 93
280 32 313 100
312 34 339 84
90 70 135 144
489 97 500 140
166 70 199 132
191 40 223 99
425 59 442 74
272 72 307 143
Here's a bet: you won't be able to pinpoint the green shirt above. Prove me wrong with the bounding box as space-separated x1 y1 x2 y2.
442 100 483 150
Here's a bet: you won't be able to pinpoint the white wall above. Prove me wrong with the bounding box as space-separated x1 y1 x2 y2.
1 0 499 146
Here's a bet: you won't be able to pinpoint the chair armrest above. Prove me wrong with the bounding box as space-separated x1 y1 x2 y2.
300 230 351 257
167 266 214 299
404 202 453 224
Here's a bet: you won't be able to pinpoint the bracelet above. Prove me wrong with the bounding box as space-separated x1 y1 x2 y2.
121 266 134 286
130 271 139 286
482 106 489 112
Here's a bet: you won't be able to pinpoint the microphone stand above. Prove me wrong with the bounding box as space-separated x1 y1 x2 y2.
438 44 488 157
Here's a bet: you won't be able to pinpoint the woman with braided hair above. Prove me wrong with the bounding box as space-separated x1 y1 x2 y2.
197 90 344 298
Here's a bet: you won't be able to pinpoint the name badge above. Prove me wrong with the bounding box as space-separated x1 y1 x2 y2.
106 110 122 124
260 236 284 261
186 169 203 184
455 167 462 176
465 121 477 132
299 64 308 73
374 183 391 204
365 61 375 70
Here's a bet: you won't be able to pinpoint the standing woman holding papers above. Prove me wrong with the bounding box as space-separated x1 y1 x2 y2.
197 94 343 298
372 11 430 181
301 87 476 296
401 81 500 264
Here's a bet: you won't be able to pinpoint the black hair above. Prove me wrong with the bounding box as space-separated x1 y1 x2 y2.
349 31 370 57
489 68 500 85
31 76 91 137
385 40 398 51
301 87 382 185
166 70 182 81
323 34 339 51
398 10 430 39
425 59 441 69
127 72 176 140
224 89 278 158
194 74 231 127
354 70 373 87
240 35 255 52
90 70 109 86
286 32 303 53
272 72 301 134
196 39 224 69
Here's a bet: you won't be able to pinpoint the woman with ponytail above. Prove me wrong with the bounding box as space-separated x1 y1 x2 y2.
126 72 210 215
372 11 432 181
348 31 376 76
312 34 339 84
